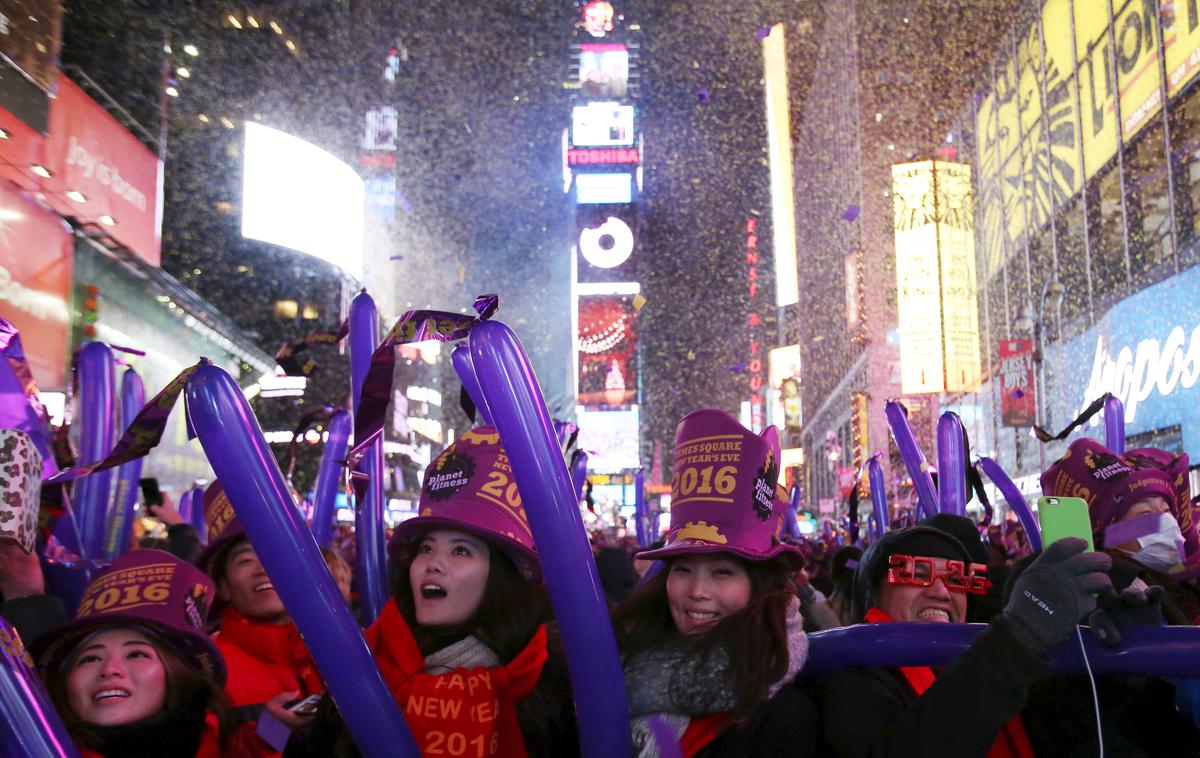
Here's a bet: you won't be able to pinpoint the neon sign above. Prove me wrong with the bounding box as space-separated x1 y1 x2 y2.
567 148 640 165
579 216 634 268
745 216 765 430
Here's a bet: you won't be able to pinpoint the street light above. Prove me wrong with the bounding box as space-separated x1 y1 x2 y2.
1013 278 1065 470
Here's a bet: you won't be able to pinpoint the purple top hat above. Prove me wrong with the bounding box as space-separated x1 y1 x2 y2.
1041 438 1176 535
196 480 245 579
33 549 225 684
637 410 802 568
392 426 541 581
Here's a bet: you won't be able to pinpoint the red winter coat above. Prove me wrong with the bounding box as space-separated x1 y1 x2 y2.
79 712 225 758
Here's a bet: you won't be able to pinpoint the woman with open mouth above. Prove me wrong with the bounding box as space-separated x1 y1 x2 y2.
32 550 242 757
286 425 577 757
610 409 818 757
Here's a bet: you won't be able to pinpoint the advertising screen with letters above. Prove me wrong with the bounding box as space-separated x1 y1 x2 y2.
571 102 635 147
577 293 638 408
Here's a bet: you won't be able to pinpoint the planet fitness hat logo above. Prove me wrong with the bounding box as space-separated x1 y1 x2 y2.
752 452 778 521
425 450 476 501
1084 449 1133 482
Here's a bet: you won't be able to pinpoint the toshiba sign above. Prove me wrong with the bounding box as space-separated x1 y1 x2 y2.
567 147 640 165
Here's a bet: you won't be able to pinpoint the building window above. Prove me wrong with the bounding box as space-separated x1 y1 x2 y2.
274 299 299 319
1054 196 1090 326
1169 81 1200 257
1085 163 1127 304
1123 118 1173 276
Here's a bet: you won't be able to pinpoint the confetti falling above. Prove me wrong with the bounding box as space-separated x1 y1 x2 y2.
841 205 860 221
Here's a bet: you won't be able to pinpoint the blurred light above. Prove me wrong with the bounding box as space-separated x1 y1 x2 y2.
30 164 51 178
285 39 297 51
163 43 172 54
99 214 116 226
227 14 242 29
197 113 210 123
235 264 249 273
192 268 202 275
155 295 171 303
253 113 262 121
0 129 9 140
176 66 190 78
220 116 236 129
270 21 282 34
65 190 87 203
165 85 179 97
41 392 66 426
246 15 259 28
874 112 883 123
183 44 199 56
301 304 319 320
887 143 895 151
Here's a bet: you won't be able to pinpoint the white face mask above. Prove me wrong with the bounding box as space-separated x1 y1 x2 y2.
1128 513 1186 573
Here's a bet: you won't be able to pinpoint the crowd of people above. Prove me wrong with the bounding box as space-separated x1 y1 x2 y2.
2 409 1200 757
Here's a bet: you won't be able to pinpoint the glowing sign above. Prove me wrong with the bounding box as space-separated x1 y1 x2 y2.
892 161 981 394
579 216 633 268
579 1 616 37
571 103 634 147
576 173 632 204
580 46 628 98
576 405 640 470
762 23 798 307
567 148 640 165
768 345 802 438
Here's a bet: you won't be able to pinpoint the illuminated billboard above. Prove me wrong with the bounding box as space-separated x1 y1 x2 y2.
580 45 629 98
576 172 633 204
571 102 635 147
762 23 798 308
577 293 638 407
768 345 802 444
242 122 365 280
892 160 981 394
576 405 640 470
575 203 638 280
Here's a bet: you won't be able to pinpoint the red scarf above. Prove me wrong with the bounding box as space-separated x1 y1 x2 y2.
364 601 547 758
79 713 223 758
865 608 1033 758
215 607 325 707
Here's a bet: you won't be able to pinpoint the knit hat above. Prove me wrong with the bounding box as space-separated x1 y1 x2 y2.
1041 438 1176 536
392 426 540 581
196 480 245 580
0 429 42 553
636 410 801 567
33 549 225 684
1123 447 1199 562
850 526 973 623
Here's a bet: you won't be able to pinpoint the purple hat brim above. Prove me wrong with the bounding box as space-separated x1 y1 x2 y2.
392 514 541 582
33 614 226 686
635 539 803 569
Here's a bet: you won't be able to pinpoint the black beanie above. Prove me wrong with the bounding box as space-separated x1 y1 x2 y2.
850 526 972 622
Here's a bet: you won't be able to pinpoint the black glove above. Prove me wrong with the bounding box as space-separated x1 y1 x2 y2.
1002 537 1113 655
1087 584 1167 646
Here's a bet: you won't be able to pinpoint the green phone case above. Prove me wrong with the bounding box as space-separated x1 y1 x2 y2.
1037 496 1094 551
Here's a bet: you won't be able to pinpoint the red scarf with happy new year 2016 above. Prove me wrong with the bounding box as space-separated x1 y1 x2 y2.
365 601 548 758
864 608 1033 758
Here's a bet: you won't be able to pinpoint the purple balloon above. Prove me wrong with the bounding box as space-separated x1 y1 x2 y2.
311 409 351 548
467 321 630 757
187 483 207 542
569 450 589 504
884 400 939 520
867 456 890 539
977 457 1042 552
185 363 419 758
803 623 1200 678
104 367 145 559
177 487 194 524
936 412 967 516
452 342 493 424
74 342 117 560
349 292 388 625
0 616 80 757
1104 395 1125 455
784 485 801 539
645 715 684 758
634 468 648 547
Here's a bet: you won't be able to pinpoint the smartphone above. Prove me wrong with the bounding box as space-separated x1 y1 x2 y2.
139 478 163 509
287 694 323 716
1037 496 1095 551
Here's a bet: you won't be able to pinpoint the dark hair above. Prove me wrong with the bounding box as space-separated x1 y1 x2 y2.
611 553 795 723
390 533 551 663
48 629 236 753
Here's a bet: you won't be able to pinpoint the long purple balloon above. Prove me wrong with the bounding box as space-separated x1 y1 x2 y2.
784 485 801 539
311 409 351 548
452 341 493 425
977 456 1042 552
187 483 207 542
349 291 387 625
634 468 647 547
185 363 418 758
104 367 145 559
803 623 1200 678
74 342 117 560
0 617 79 758
177 488 194 524
884 400 939 520
867 456 889 538
468 321 631 757
936 412 967 516
569 450 589 503
1104 395 1125 454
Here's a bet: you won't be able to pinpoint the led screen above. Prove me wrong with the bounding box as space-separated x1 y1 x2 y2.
242 122 365 280
576 172 633 204
571 103 635 147
576 405 640 471
577 293 638 407
579 47 629 98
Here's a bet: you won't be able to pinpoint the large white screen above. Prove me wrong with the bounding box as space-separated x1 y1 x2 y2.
241 122 365 280
571 103 634 147
576 405 640 470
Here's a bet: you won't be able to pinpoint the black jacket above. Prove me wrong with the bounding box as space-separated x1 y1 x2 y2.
697 682 820 758
810 615 1046 758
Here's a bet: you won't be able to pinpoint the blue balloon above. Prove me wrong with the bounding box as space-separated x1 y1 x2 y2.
74 342 116 560
1104 395 1125 454
349 292 388 625
884 400 939 520
936 412 967 516
105 368 145 560
311 409 351 548
977 457 1042 553
468 321 631 757
0 617 80 757
452 342 493 424
185 363 419 758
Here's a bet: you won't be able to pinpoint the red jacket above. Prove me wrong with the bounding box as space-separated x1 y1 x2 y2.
364 601 547 758
79 713 225 758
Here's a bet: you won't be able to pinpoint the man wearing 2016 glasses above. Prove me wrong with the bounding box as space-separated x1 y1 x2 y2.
811 520 1112 758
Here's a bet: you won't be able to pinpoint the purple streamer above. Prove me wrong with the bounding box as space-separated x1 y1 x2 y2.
0 318 58 477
